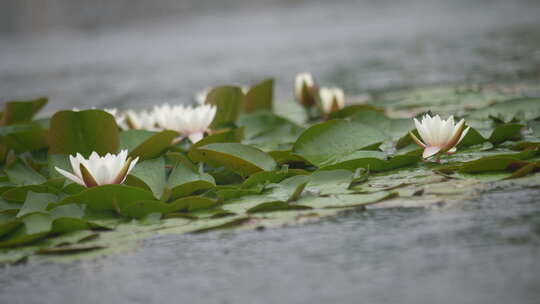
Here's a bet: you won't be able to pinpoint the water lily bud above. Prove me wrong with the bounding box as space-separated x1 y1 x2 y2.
410 114 470 159
295 72 317 108
55 150 138 188
319 87 345 114
153 103 217 143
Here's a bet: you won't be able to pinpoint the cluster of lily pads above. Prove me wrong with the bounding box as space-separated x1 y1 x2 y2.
1 74 539 263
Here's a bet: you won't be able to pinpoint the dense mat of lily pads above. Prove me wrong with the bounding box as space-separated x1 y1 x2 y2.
1 77 540 264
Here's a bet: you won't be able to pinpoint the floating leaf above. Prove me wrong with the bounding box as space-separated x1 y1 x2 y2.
168 160 215 200
457 150 538 173
190 143 276 177
0 120 49 152
456 127 486 148
266 175 310 201
50 204 85 219
22 213 53 235
306 170 353 195
247 201 311 214
328 105 384 119
126 157 166 199
488 123 524 144
4 160 46 186
238 111 304 151
16 192 57 217
120 200 169 219
298 191 397 208
243 78 274 112
120 130 178 161
352 110 413 140
168 196 218 212
0 97 47 126
206 86 244 128
48 110 119 157
242 168 308 189
56 185 155 212
293 119 386 167
469 97 540 122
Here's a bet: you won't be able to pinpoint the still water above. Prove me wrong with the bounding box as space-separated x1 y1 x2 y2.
1 0 540 303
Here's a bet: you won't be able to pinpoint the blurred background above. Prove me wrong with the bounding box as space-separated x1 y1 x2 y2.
1 0 540 112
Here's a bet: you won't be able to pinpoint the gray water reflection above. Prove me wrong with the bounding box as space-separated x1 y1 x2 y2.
1 189 540 304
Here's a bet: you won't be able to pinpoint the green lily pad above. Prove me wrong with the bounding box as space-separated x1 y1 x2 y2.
242 168 308 189
247 201 311 214
0 97 47 126
16 191 57 217
352 110 413 140
206 86 244 128
0 120 49 152
328 104 384 119
243 78 274 112
469 97 540 122
4 160 46 186
293 119 387 167
56 184 155 212
120 130 178 161
167 196 218 213
488 123 524 144
48 109 119 157
167 159 215 200
190 143 277 177
298 191 396 208
127 157 166 199
306 170 353 195
239 111 305 151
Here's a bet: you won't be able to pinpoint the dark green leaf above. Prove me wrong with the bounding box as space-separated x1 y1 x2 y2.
488 123 524 144
56 184 155 212
16 191 57 217
328 104 384 120
127 157 166 199
0 97 47 126
190 143 277 177
243 78 274 112
247 201 311 214
4 160 46 185
48 110 119 157
293 119 386 167
206 86 244 128
120 130 178 161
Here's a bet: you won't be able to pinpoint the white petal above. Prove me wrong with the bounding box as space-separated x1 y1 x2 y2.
456 126 470 145
188 132 204 143
55 167 85 186
69 154 82 180
414 118 430 144
423 146 441 159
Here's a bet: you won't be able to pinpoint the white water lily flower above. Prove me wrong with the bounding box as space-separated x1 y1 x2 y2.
55 150 138 188
124 109 161 131
410 114 470 159
295 72 317 107
153 103 216 143
319 87 345 114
